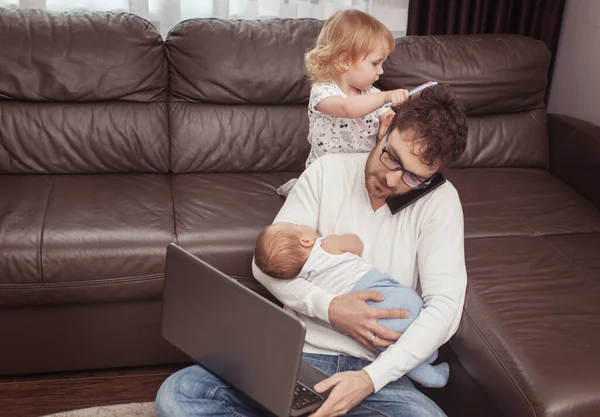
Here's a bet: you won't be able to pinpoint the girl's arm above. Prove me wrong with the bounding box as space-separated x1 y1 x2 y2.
317 92 386 119
317 88 408 119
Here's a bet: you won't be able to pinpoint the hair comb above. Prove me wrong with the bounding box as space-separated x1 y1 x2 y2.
383 81 439 108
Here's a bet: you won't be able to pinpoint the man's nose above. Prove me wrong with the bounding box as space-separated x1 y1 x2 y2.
385 170 403 187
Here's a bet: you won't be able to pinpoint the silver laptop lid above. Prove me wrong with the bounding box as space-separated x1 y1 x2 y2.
162 244 307 417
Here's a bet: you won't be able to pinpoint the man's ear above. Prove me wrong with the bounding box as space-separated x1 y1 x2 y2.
378 112 394 141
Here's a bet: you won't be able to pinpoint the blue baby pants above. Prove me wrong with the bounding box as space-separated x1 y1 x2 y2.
351 268 449 388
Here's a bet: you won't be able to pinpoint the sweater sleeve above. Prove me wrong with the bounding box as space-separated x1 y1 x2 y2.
252 158 335 323
363 184 467 392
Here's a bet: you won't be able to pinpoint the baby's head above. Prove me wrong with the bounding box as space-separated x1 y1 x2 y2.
254 222 318 280
305 9 394 86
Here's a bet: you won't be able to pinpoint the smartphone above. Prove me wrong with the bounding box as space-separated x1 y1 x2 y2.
386 173 447 214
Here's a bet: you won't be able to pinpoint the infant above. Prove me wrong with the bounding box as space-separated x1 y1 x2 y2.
254 222 449 388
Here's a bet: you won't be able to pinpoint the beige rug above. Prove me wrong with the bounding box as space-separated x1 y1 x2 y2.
43 402 157 417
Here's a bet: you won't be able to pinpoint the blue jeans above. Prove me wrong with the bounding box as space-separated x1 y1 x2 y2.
155 353 446 417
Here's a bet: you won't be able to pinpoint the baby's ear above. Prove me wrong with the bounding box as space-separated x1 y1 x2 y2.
300 236 315 248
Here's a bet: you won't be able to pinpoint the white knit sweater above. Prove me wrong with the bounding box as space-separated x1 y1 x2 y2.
252 153 467 392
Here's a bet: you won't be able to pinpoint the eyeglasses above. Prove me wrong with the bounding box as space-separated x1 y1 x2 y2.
379 129 437 190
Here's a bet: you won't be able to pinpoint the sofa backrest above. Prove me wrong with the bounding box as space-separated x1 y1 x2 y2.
167 23 551 173
0 9 169 174
378 35 551 169
166 18 322 174
1 12 552 174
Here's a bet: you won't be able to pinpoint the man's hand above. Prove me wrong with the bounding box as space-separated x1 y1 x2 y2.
329 292 408 352
309 370 374 417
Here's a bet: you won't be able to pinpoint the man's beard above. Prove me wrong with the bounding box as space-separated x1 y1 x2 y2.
365 150 395 199
365 148 410 199
365 171 394 199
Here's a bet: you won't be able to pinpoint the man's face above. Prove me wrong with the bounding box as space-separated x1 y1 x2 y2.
365 127 440 200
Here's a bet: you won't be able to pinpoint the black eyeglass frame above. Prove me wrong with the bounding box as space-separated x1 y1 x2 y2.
379 129 438 190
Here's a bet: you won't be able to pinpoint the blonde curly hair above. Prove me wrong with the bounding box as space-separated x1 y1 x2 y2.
306 9 395 83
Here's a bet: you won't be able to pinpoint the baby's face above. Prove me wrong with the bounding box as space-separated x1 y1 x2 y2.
274 222 318 242
294 223 318 241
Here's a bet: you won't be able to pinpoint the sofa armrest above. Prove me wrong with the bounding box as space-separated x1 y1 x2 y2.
548 114 600 209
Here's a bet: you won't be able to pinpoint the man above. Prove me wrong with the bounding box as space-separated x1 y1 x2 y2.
156 84 469 417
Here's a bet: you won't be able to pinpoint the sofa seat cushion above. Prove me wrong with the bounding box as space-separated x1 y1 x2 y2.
0 174 176 306
446 168 600 238
171 172 297 297
451 235 600 417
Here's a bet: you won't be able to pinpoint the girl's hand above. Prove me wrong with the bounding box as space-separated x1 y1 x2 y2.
385 88 409 106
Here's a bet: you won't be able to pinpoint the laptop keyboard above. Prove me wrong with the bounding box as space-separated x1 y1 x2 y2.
292 381 323 410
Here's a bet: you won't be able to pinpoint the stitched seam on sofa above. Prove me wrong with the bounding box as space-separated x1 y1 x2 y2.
163 99 171 172
230 275 260 283
0 273 163 288
462 309 536 417
500 202 537 236
168 174 179 245
541 236 599 290
39 177 55 285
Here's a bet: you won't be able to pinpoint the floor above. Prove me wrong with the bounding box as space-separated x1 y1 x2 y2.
0 363 187 417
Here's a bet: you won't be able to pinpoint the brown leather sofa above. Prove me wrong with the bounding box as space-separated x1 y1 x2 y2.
1 8 599 417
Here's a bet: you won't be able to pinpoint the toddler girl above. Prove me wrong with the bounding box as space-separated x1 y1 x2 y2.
277 9 409 196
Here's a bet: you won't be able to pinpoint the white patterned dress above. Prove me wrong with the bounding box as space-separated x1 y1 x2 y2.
305 81 388 167
277 81 388 197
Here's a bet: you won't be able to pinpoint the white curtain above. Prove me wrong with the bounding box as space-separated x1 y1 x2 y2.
0 0 408 39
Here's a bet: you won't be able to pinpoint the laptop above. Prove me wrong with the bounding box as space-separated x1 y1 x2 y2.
161 243 328 417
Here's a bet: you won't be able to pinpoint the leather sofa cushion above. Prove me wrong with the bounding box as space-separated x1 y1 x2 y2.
543 233 600 283
171 167 598 286
379 35 550 116
378 35 551 170
166 18 322 104
0 175 176 306
452 235 600 417
0 9 169 174
169 100 549 176
169 104 310 174
165 26 552 173
0 9 166 102
453 110 548 169
171 172 296 299
549 114 600 209
0 175 52 286
446 168 600 238
0 102 169 174
2 167 597 309
165 17 321 174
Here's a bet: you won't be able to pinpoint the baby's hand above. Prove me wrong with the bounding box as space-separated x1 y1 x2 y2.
340 234 364 257
385 88 409 106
